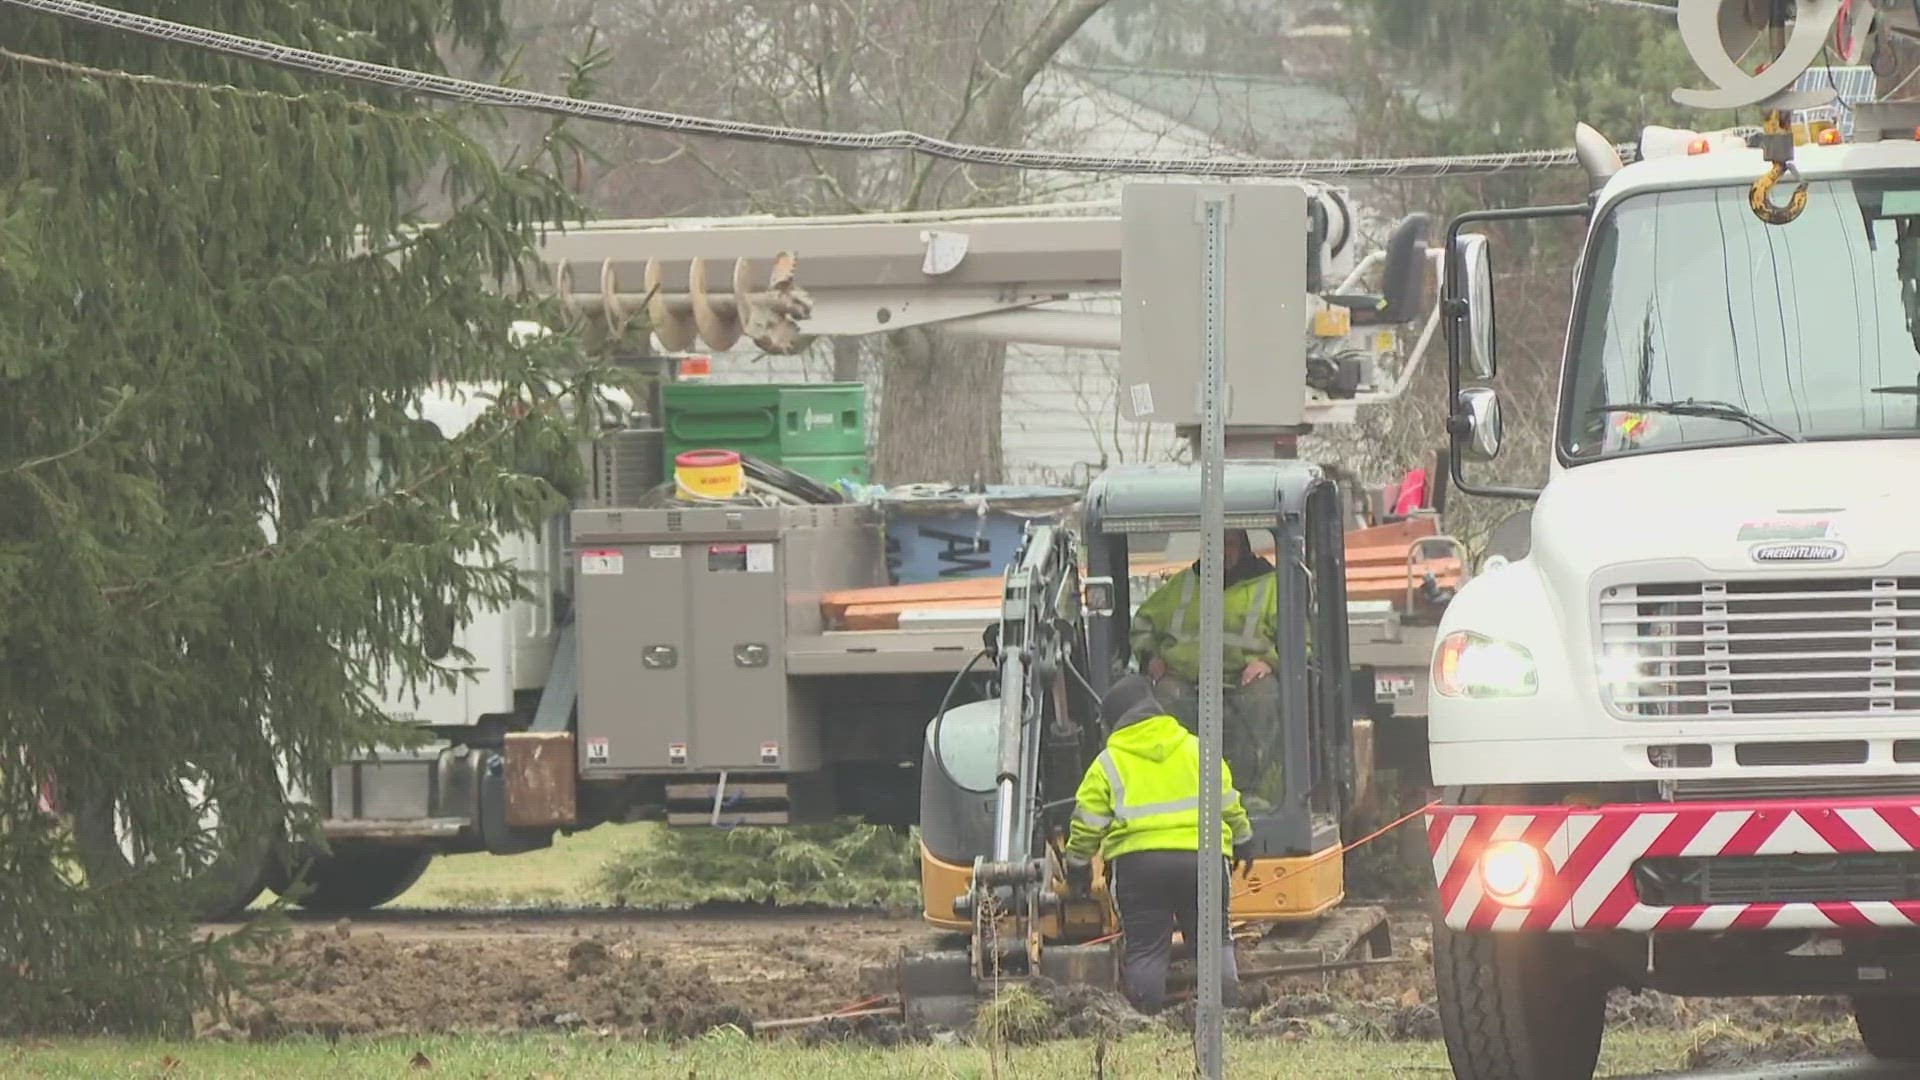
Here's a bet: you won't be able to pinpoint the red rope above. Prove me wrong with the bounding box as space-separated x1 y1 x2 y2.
1234 798 1442 899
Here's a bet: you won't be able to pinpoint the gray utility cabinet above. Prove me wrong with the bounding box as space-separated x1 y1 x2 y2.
571 502 884 777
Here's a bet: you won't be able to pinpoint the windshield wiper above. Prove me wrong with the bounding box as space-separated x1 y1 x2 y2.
1590 399 1802 443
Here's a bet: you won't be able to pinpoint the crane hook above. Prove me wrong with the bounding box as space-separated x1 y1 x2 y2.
1751 161 1810 225
1749 110 1809 226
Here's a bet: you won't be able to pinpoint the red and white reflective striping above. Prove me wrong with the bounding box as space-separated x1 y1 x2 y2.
1426 800 1920 934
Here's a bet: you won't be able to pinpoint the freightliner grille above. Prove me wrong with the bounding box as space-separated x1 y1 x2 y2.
1597 577 1920 718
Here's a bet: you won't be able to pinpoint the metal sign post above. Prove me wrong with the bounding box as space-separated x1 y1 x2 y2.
1122 179 1301 1077
1194 191 1230 1079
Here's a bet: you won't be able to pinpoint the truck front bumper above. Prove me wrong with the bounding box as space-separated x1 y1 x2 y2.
1428 798 1920 933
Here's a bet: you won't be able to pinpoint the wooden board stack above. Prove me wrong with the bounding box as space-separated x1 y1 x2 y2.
820 516 1463 632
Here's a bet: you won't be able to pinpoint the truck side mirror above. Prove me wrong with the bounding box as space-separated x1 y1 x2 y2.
1448 233 1497 381
1440 202 1583 502
1453 387 1505 462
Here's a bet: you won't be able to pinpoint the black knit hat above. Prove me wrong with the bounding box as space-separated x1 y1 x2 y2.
1101 674 1162 727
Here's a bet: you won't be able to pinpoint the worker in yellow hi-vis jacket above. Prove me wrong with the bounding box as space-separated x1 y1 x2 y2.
1063 675 1252 1014
1128 529 1282 797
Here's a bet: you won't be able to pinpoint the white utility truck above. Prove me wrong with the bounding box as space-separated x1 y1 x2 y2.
81 187 1458 918
1424 2 1920 1076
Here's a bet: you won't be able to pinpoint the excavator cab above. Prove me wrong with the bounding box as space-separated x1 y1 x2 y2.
1081 459 1357 922
905 460 1374 1026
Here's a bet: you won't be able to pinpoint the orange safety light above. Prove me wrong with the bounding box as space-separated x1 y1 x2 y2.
1687 137 1712 156
1816 127 1843 146
678 355 713 380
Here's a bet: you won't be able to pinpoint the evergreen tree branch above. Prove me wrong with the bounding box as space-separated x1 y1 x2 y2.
3 389 135 477
102 389 578 608
0 47 425 125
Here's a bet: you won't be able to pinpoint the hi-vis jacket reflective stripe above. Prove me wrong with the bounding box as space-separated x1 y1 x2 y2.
1129 568 1283 685
1064 714 1254 861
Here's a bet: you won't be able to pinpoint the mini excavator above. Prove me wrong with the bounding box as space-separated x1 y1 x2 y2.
903 459 1394 1025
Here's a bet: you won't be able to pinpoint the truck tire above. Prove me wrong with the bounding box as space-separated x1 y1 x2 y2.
287 844 434 913
70 791 269 921
1432 785 1606 1080
1435 926 1606 1080
1853 995 1920 1060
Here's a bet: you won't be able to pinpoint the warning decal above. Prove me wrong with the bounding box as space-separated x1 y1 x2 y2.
1129 382 1155 417
580 549 624 575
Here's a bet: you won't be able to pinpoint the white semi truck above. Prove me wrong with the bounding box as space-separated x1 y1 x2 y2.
1424 3 1920 1076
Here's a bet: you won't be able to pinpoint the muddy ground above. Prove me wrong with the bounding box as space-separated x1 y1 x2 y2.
205 905 1862 1066
213 912 912 1040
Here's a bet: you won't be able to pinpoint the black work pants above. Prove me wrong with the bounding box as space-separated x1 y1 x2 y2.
1108 848 1240 1014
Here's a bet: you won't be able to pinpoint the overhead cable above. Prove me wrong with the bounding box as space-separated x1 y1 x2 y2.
1571 0 1680 15
2 0 1640 179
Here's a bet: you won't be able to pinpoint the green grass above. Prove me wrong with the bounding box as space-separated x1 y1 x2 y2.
259 822 661 910
395 822 658 908
271 819 919 911
4 1029 1711 1080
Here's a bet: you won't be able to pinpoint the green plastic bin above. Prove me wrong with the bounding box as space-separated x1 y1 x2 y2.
782 452 870 486
662 382 867 468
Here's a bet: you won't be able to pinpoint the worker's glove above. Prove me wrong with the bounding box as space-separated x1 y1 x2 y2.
1064 857 1095 897
1232 840 1256 878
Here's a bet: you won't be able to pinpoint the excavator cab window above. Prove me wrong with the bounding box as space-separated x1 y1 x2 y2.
1079 471 1354 857
1103 526 1294 812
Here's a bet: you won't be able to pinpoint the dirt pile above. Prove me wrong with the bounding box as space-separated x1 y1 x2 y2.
1683 1020 1862 1070
1026 978 1158 1040
1243 988 1441 1042
201 908 1874 1070
1605 989 1850 1031
221 929 762 1040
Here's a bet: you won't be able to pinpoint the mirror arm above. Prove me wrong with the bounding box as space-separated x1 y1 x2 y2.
1441 203 1588 503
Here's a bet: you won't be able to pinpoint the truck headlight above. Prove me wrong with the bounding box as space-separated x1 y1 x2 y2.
1434 631 1538 698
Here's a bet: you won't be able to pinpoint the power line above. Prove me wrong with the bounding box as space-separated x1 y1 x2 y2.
1571 0 1680 15
2 0 1630 180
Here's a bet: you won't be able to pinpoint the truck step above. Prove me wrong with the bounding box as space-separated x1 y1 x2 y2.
666 810 795 826
665 781 791 801
663 776 827 827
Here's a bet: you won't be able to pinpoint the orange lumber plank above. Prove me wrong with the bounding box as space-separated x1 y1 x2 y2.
1346 517 1439 548
820 578 1002 619
1345 542 1456 566
1347 559 1462 581
838 598 999 631
825 518 1459 623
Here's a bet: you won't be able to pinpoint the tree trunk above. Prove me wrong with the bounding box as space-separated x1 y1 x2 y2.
870 0 1112 486
830 337 864 383
873 328 1006 485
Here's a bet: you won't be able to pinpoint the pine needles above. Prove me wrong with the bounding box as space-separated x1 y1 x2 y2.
0 1 612 1033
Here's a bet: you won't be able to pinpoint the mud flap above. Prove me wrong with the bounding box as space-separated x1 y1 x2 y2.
479 751 557 856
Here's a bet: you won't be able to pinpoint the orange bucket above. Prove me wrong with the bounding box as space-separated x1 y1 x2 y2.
675 449 745 499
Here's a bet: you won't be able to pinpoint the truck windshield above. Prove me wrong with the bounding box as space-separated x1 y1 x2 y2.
1562 178 1920 461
